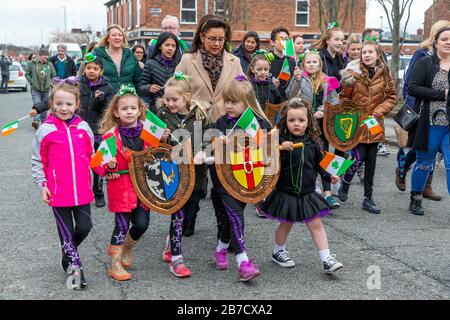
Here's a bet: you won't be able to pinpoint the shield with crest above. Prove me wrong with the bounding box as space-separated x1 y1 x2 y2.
128 140 195 215
323 100 366 152
214 130 280 204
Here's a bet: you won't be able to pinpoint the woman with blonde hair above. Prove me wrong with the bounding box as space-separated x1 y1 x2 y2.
343 33 362 63
94 24 142 93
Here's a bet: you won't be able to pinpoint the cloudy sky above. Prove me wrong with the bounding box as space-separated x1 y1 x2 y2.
0 0 434 47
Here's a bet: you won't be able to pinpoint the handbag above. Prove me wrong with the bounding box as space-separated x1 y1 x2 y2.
393 97 419 131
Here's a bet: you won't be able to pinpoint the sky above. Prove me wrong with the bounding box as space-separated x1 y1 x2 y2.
0 0 434 48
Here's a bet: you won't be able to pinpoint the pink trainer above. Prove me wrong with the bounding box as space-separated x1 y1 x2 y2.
238 259 260 282
214 249 229 270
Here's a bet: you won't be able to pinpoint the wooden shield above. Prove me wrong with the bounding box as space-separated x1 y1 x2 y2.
214 131 280 204
264 101 287 126
128 140 195 215
323 100 366 152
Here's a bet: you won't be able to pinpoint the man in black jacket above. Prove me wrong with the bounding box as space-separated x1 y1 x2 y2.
49 44 77 79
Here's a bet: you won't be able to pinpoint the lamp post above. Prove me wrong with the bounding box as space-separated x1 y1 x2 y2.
380 16 383 29
62 6 67 34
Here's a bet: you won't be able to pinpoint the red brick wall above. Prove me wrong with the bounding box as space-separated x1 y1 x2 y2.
424 0 450 38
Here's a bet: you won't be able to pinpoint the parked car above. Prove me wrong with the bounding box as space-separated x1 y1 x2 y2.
8 62 27 92
386 55 413 82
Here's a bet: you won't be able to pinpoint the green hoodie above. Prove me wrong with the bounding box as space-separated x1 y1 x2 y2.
93 46 142 93
25 59 56 91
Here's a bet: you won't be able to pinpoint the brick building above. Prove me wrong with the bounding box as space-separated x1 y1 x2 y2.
104 0 366 48
424 0 450 38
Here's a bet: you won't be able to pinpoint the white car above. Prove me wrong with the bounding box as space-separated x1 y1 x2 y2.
8 62 27 92
386 55 413 82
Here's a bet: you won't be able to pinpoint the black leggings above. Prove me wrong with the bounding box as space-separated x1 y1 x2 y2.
111 204 150 245
343 143 378 198
169 191 203 256
212 189 247 255
52 205 92 268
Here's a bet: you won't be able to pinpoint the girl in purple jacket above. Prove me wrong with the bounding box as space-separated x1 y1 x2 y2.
31 81 95 290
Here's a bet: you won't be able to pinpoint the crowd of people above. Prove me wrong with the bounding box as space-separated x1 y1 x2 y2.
22 14 450 290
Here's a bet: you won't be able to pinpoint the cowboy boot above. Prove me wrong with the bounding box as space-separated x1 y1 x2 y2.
107 245 132 281
121 233 138 269
422 175 442 201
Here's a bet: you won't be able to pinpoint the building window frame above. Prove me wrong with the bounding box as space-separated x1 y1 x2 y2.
136 0 140 28
295 0 310 27
214 0 224 16
128 0 133 30
180 0 197 24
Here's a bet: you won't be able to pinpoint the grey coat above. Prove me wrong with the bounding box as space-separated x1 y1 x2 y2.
286 75 339 111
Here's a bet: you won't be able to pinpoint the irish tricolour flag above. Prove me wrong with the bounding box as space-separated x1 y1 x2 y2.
90 135 117 168
320 152 354 176
141 110 167 147
236 108 264 145
278 57 291 81
361 116 383 136
1 120 19 136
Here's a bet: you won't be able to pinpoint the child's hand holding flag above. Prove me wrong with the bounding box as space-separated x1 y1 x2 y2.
361 116 383 136
90 135 117 168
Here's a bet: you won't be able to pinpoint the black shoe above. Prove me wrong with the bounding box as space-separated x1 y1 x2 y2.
60 250 70 273
183 219 196 237
94 195 106 208
362 197 381 214
80 268 87 288
338 182 350 202
323 254 344 274
409 192 425 215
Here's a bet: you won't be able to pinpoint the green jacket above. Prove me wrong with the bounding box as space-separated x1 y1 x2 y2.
93 46 142 93
157 103 212 195
25 59 56 91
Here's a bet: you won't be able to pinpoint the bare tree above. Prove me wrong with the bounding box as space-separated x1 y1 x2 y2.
376 0 414 94
317 0 357 33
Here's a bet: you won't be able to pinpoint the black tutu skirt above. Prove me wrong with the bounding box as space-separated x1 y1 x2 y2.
261 190 330 223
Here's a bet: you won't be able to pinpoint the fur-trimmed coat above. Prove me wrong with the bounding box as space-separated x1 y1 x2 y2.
340 59 397 143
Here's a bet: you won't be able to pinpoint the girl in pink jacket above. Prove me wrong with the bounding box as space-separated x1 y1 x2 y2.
31 81 95 290
94 85 152 282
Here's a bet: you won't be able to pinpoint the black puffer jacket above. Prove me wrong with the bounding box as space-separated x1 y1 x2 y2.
233 45 251 73
251 79 282 110
78 75 114 135
319 48 346 81
139 55 176 112
276 133 331 196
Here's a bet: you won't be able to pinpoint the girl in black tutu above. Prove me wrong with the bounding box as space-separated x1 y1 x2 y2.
261 98 344 274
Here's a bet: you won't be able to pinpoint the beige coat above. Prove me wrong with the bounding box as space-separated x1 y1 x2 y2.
176 50 243 122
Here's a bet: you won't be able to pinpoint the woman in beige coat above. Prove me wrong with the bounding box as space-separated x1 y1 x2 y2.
175 15 243 122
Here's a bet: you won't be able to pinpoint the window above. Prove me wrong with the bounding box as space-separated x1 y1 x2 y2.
295 0 309 26
215 0 224 16
180 0 197 24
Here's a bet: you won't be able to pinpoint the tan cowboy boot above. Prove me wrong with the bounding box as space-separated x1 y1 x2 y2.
107 245 132 281
121 233 138 269
423 175 442 201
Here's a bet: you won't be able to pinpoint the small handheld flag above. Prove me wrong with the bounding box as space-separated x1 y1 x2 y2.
284 38 296 58
141 110 168 147
90 135 117 168
278 57 291 82
236 108 264 145
361 117 383 136
1 120 19 136
320 152 354 176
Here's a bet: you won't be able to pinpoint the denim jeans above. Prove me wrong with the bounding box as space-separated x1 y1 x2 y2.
411 126 450 194
31 89 49 123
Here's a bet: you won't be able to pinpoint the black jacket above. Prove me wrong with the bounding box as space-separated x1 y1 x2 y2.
139 54 177 113
210 114 273 195
269 53 296 101
319 48 346 81
78 75 114 135
49 55 77 78
233 45 251 73
251 79 282 110
407 54 449 150
276 133 331 196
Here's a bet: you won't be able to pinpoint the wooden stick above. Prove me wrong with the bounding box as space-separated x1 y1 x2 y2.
279 142 304 150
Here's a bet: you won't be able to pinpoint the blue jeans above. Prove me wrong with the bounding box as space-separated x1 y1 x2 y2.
31 89 49 123
411 126 450 194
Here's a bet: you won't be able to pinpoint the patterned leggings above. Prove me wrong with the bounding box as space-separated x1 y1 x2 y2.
110 205 150 245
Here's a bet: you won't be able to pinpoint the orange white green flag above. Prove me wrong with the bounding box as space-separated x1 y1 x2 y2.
361 116 383 136
90 135 117 168
278 57 291 81
1 120 19 136
284 38 296 57
236 107 264 145
141 110 167 147
320 152 354 176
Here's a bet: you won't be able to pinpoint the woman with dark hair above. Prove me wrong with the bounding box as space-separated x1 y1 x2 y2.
132 44 147 69
407 26 450 215
138 32 180 112
176 15 243 122
233 31 260 73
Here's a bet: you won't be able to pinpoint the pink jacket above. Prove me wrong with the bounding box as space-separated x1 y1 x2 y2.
31 114 95 207
93 127 150 213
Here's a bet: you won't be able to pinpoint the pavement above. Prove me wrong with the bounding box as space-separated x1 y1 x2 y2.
0 90 449 301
